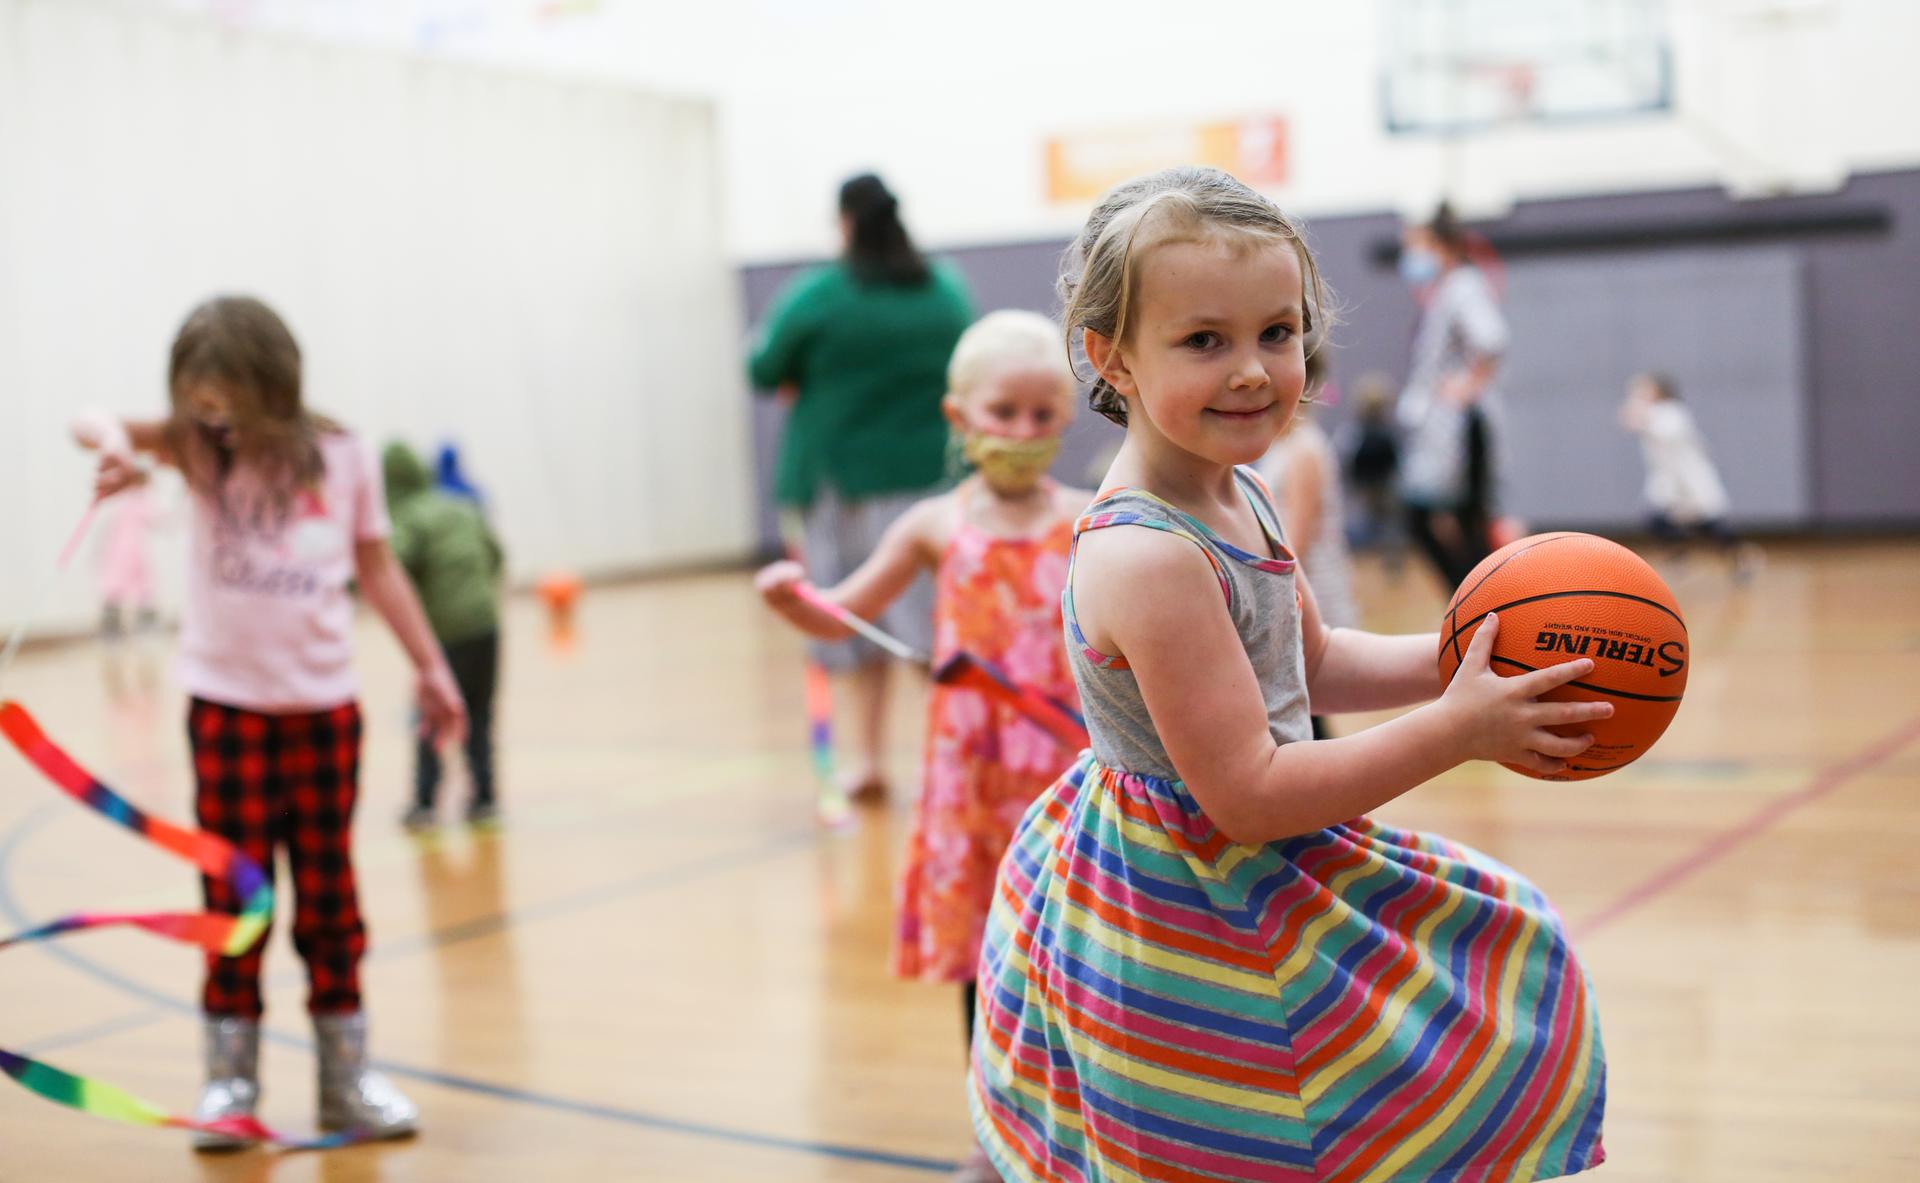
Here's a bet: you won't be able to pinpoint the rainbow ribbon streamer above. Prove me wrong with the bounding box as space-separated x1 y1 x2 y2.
791 583 1090 752
0 700 358 1149
792 584 923 664
932 653 1089 751
804 663 852 828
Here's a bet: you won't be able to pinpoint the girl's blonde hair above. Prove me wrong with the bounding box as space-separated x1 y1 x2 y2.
1060 166 1333 426
947 308 1076 403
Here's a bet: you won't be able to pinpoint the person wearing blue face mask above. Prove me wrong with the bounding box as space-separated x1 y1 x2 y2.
1395 205 1509 590
1398 240 1442 286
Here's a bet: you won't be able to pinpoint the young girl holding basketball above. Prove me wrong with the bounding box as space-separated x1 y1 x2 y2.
75 296 463 1149
968 168 1612 1183
759 309 1089 1181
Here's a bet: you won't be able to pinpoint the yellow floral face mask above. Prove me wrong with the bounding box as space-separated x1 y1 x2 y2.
963 433 1059 495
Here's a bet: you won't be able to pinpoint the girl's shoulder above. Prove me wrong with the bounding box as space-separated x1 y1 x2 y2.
894 486 963 552
310 426 378 482
312 423 365 454
1073 485 1224 575
1069 510 1228 659
956 479 1085 543
909 484 962 521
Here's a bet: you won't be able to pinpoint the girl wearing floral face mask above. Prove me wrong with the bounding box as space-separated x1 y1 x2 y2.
758 309 1088 1181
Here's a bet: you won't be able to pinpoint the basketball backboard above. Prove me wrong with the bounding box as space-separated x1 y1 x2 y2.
1380 0 1673 134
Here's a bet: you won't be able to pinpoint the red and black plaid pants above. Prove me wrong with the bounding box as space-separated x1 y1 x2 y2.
189 698 367 1017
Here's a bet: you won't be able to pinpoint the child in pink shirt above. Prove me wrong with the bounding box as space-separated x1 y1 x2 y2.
95 483 163 637
77 295 465 1149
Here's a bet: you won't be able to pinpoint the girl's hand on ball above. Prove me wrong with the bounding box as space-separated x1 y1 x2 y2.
1441 613 1615 775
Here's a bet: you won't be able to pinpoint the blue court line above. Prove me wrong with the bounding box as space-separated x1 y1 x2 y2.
20 1003 173 1057
22 818 825 1046
0 803 956 1175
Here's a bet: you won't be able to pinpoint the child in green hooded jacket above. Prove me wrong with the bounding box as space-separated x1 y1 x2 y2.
383 442 505 828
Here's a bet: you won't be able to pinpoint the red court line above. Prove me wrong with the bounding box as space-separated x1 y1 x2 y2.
1574 714 1920 938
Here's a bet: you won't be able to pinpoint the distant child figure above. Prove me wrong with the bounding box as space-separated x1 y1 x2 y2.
1620 372 1758 579
1259 356 1358 632
970 168 1610 1183
384 442 507 829
1259 356 1359 740
96 482 166 637
1342 372 1403 562
434 441 487 510
758 310 1090 1183
75 295 465 1149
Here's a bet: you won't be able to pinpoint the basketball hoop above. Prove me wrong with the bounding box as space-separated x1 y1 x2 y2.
1380 0 1671 135
1461 60 1541 124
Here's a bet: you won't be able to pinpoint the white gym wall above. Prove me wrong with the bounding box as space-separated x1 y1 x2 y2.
0 0 750 633
95 1 1920 260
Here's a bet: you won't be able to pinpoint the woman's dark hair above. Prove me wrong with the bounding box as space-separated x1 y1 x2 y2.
839 173 930 286
1641 372 1681 401
1426 203 1472 259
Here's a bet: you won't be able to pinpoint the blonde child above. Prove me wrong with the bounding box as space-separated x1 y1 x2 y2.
95 481 165 637
76 295 464 1149
969 169 1611 1183
758 309 1089 1181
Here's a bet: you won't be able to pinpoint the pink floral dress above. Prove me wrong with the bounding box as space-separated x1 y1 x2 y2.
893 490 1080 982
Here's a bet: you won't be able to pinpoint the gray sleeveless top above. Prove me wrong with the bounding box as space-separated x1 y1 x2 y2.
1062 467 1313 780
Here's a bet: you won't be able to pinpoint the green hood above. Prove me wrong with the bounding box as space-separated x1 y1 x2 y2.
383 442 432 507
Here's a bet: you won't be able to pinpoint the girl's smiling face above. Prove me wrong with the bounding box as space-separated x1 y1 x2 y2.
1088 235 1308 471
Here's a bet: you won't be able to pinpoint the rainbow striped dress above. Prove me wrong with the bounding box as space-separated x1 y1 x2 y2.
969 472 1606 1182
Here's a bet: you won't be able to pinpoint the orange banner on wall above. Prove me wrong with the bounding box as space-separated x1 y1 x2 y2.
1045 116 1288 205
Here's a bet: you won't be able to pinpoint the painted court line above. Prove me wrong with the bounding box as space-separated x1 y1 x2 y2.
1575 713 1920 938
29 715 1911 1168
0 805 953 1174
20 1003 173 1057
18 821 823 1049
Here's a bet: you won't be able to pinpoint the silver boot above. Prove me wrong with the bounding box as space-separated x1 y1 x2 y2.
191 1015 260 1152
314 1011 419 1138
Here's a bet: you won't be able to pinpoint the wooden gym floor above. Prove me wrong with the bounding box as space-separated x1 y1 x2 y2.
0 538 1916 1182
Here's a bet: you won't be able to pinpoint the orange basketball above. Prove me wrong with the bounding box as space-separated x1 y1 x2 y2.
1437 532 1688 781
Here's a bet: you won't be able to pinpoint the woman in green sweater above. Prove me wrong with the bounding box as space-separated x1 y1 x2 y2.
748 174 974 800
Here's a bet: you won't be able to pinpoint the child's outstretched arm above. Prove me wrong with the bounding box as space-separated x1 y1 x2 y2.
71 414 169 498
1084 529 1611 845
756 496 946 642
355 539 468 747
